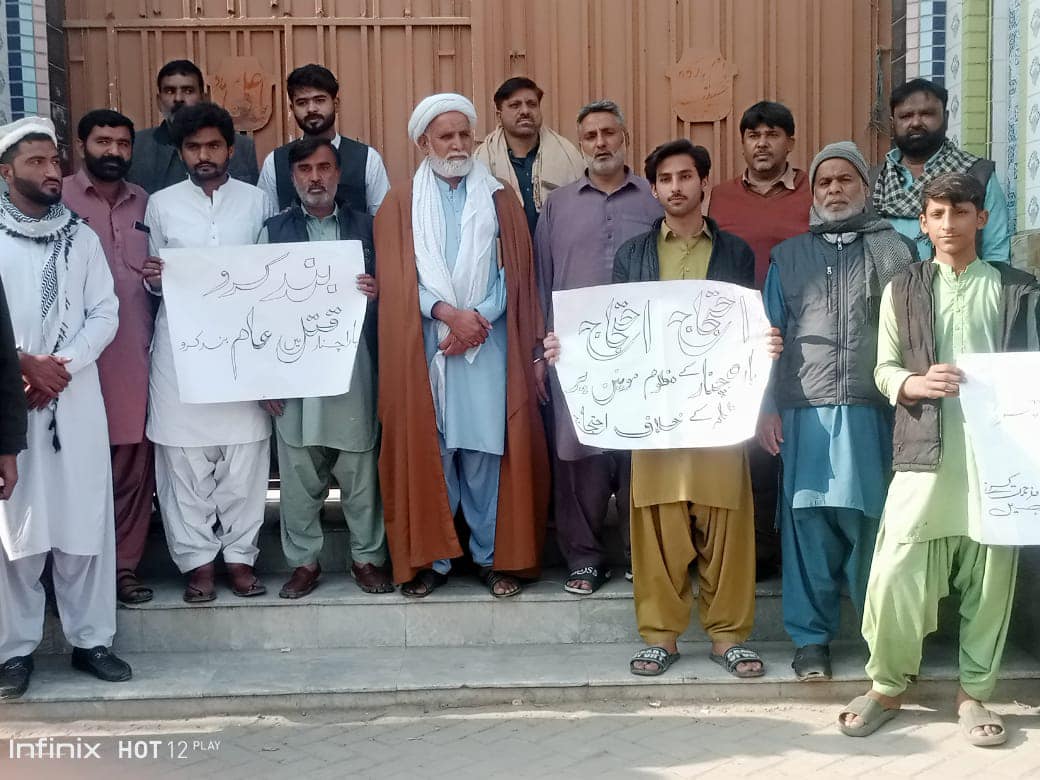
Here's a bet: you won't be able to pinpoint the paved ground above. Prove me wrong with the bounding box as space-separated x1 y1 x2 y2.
2 698 1039 779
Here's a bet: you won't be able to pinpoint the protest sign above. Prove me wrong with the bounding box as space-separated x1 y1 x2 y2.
552 280 772 450
958 351 1040 545
161 241 366 403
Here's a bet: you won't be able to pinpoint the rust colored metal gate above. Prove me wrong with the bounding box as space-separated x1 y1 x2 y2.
64 0 891 184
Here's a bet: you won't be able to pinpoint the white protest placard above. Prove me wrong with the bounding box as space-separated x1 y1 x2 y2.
161 241 367 403
552 280 772 450
958 351 1040 545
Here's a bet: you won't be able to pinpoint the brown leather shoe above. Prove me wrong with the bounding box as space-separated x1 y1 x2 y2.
226 563 267 597
279 563 321 599
351 562 394 594
183 562 216 604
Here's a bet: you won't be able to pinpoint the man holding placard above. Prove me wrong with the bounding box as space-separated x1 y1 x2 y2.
257 136 391 598
838 172 1037 746
547 139 782 678
142 103 275 604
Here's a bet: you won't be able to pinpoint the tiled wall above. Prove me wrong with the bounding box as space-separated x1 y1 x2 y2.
4 0 49 122
1020 0 1040 231
906 0 948 82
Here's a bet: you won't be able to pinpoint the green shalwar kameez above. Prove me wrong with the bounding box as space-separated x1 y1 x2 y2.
260 212 387 568
867 259 1018 700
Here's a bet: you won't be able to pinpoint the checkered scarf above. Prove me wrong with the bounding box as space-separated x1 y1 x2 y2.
0 193 80 450
872 139 981 219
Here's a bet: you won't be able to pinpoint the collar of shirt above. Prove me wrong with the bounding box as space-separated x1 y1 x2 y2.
660 219 713 243
885 145 949 184
578 167 639 196
935 256 984 282
507 141 540 164
70 167 137 209
155 121 174 146
741 163 799 195
301 203 339 224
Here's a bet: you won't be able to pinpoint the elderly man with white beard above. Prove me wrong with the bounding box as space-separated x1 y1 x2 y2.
756 142 918 682
374 93 549 599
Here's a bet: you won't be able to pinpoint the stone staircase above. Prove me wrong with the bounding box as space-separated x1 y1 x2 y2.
7 496 1040 719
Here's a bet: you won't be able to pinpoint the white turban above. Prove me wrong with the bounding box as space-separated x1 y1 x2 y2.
0 116 57 159
407 93 478 144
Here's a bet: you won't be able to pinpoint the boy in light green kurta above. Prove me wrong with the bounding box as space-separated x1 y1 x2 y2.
838 172 1037 747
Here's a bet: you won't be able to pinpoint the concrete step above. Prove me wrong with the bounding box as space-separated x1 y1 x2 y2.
6 640 1039 720
38 570 863 654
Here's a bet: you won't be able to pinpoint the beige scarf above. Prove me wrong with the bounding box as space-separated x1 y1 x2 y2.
476 126 585 211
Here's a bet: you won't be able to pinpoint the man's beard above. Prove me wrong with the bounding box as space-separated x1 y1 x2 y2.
429 153 474 178
584 148 625 177
894 126 946 159
84 152 129 182
11 175 61 207
162 101 185 124
298 187 335 211
816 195 867 222
188 160 229 184
297 112 336 136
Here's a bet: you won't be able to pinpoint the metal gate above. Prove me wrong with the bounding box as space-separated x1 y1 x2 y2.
64 0 891 184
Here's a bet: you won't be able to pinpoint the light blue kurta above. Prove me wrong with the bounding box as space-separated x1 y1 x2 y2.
417 176 509 455
878 147 1010 263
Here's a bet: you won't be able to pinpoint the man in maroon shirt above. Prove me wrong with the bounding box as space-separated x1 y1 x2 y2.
708 101 812 580
63 109 156 605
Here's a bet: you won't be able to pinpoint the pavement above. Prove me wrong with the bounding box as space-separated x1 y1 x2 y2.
2 698 1040 779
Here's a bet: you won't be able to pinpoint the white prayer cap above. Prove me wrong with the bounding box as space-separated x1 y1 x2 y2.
0 116 57 160
407 93 478 144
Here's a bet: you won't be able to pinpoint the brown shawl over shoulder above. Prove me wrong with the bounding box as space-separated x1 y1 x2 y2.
374 181 549 584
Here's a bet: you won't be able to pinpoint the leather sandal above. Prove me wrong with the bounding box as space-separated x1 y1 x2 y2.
183 563 216 604
279 563 321 599
226 563 267 597
479 566 521 598
401 569 447 598
116 569 153 605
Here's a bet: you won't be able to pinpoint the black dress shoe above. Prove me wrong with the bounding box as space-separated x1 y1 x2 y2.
0 655 33 699
70 646 132 682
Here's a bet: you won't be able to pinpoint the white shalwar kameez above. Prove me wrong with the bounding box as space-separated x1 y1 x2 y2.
145 177 275 572
0 216 119 660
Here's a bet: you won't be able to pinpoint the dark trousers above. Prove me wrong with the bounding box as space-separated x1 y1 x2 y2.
553 452 631 571
112 441 156 573
749 444 781 570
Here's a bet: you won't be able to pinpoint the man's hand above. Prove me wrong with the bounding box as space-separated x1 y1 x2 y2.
533 359 549 404
543 332 561 365
20 353 71 397
901 363 964 401
756 413 783 456
432 302 491 348
142 256 164 291
25 386 53 410
356 273 378 301
437 333 469 357
259 399 285 416
765 327 784 360
0 454 17 500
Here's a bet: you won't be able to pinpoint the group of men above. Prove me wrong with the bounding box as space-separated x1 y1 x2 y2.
0 58 1026 746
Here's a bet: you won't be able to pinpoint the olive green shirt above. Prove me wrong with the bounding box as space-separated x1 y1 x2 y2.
875 258 1000 541
656 220 713 281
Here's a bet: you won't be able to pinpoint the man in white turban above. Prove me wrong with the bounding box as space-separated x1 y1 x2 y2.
0 117 131 699
375 94 549 598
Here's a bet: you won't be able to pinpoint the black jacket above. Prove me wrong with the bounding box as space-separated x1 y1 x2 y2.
0 276 27 455
612 215 754 287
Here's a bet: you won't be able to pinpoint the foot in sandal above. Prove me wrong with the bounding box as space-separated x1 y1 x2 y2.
956 689 1007 747
838 690 902 737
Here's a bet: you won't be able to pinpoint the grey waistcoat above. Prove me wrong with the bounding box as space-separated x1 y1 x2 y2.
771 232 888 410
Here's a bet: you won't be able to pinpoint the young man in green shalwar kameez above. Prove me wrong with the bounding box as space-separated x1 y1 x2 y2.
838 172 1036 747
